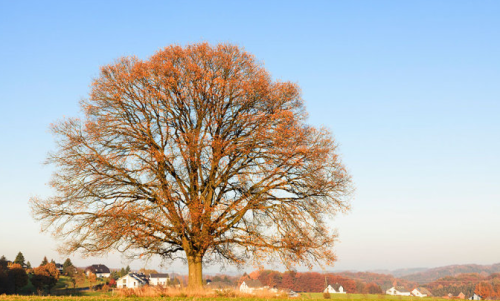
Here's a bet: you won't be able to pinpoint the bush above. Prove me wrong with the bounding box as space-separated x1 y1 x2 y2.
323 292 331 299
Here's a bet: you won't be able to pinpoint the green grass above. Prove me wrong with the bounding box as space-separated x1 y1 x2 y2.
53 276 106 290
15 275 107 295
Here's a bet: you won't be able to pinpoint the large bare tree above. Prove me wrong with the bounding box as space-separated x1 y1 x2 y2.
31 43 352 288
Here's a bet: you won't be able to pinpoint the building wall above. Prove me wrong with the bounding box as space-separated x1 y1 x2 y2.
150 277 169 286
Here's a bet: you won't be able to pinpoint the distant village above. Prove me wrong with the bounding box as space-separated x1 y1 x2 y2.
0 252 498 299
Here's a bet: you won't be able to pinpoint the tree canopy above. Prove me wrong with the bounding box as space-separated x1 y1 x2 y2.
13 252 25 266
30 42 352 288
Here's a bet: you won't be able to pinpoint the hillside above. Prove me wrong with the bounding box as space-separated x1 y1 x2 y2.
401 263 500 283
390 268 429 277
336 271 418 291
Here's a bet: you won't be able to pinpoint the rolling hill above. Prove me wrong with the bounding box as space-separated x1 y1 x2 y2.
400 263 500 283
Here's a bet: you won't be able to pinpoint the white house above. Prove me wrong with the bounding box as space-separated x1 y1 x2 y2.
117 273 149 288
85 264 111 278
149 273 170 286
469 293 482 300
412 287 432 297
386 286 411 296
240 279 264 293
55 263 64 273
324 284 346 294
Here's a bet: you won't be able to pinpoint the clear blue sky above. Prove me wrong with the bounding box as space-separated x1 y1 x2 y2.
1 1 499 273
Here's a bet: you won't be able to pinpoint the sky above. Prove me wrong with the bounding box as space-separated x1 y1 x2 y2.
0 1 499 274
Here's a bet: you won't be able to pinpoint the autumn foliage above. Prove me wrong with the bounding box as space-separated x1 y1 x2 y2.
424 273 500 299
7 264 28 293
30 43 352 288
31 263 60 293
243 270 357 293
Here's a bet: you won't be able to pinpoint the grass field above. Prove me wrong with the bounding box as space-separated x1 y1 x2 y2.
0 293 454 301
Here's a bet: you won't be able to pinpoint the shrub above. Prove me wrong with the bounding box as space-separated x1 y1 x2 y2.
323 292 331 299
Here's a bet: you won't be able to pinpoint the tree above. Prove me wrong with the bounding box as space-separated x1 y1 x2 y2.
475 282 494 299
30 43 352 289
74 268 86 288
62 258 75 275
365 282 382 294
0 256 13 294
31 263 60 294
26 261 32 270
14 252 25 267
110 270 119 280
8 263 28 293
40 256 48 267
0 256 8 270
139 268 158 275
88 272 97 291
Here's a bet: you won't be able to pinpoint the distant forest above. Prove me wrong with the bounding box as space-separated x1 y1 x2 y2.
230 264 500 299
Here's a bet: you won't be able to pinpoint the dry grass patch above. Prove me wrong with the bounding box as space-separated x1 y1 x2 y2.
114 286 289 298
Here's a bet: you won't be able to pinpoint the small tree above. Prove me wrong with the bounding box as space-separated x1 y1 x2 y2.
88 272 97 291
40 256 48 267
0 257 13 294
0 256 9 270
365 282 383 294
31 263 60 294
62 258 74 275
8 263 28 293
26 261 32 270
475 282 494 299
74 268 86 288
14 252 25 267
110 270 119 280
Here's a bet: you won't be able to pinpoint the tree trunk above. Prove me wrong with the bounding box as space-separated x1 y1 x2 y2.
187 254 203 289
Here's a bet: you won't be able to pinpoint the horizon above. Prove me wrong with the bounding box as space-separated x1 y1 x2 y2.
1 1 499 275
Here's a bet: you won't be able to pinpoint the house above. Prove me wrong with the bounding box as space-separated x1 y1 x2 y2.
240 279 264 293
149 273 170 286
85 264 111 278
412 287 432 297
324 284 346 294
208 281 233 291
55 263 64 273
469 293 482 300
284 289 299 298
386 286 411 296
458 292 465 299
117 273 149 288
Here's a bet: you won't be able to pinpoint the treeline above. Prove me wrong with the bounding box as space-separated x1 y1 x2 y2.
0 253 62 295
424 273 500 299
241 270 385 293
0 252 101 295
336 271 418 292
402 264 500 283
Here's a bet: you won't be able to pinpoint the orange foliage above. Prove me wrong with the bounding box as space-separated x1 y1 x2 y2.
244 270 357 293
31 263 60 292
30 43 352 289
475 282 494 299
